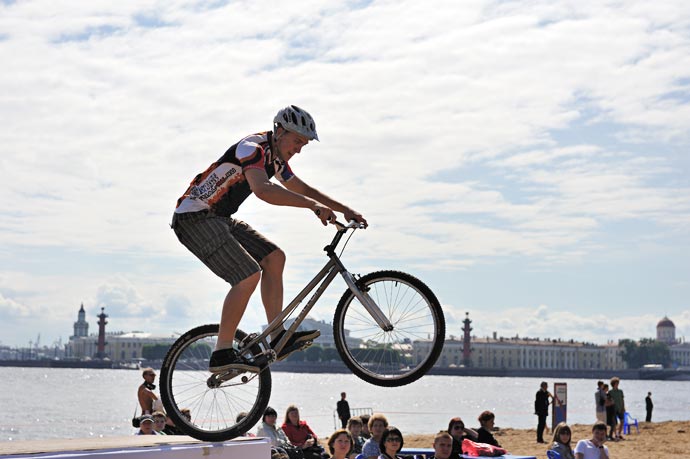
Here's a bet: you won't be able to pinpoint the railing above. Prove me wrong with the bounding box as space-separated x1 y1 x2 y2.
332 407 374 430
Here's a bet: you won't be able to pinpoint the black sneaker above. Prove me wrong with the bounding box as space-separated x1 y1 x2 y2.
208 348 259 373
271 329 320 360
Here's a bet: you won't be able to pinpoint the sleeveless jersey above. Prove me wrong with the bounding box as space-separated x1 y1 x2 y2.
175 131 295 217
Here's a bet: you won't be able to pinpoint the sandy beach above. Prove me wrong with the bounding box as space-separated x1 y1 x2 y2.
402 420 690 458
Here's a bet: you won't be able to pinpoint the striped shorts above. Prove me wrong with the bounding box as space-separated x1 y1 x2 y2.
171 211 278 286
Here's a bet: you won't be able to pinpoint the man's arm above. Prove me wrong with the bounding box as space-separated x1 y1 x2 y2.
283 175 367 226
245 169 336 224
463 426 478 439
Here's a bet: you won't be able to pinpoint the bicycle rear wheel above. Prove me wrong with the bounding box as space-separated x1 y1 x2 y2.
333 270 445 387
159 324 271 442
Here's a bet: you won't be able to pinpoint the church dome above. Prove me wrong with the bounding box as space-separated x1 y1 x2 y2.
657 316 675 328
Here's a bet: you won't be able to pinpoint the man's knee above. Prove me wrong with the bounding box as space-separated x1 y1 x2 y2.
262 249 286 271
235 271 261 290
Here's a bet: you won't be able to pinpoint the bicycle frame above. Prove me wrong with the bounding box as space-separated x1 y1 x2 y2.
238 220 393 362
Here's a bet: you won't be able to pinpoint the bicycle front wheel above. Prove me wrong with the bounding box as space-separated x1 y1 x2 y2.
333 270 445 387
159 324 271 442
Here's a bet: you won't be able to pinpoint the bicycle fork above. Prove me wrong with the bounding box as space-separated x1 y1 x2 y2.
339 270 394 332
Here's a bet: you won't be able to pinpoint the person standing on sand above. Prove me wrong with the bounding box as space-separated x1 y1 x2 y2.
603 384 616 441
595 381 606 423
645 392 653 422
535 381 553 443
574 421 609 459
608 377 625 440
337 392 352 428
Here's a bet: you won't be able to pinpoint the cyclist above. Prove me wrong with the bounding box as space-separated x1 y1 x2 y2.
172 105 367 373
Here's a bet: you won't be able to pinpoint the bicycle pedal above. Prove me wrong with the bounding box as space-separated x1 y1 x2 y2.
208 368 246 386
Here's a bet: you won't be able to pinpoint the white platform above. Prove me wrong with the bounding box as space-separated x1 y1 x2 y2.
0 436 270 459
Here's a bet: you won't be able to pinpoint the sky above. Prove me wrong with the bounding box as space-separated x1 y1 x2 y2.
1 0 689 349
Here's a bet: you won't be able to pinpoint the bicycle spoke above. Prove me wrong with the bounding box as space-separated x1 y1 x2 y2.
160 325 271 441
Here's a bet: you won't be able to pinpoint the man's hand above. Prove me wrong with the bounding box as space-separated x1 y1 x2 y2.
314 204 336 225
344 208 368 228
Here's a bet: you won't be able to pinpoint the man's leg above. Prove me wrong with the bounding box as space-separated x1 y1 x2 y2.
616 413 624 437
259 249 286 338
216 272 261 350
536 415 546 442
258 248 319 355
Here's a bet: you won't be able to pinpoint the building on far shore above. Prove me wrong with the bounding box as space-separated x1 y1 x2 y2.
658 316 690 368
414 314 684 371
65 305 176 361
66 331 177 361
416 333 624 370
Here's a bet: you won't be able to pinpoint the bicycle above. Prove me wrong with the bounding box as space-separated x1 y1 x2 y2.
160 220 445 442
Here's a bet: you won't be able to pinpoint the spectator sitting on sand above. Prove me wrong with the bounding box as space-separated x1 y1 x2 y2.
428 431 453 459
574 421 609 459
378 426 404 459
162 414 179 435
476 410 501 447
347 416 366 455
360 414 372 439
447 417 478 458
551 422 575 459
136 415 157 435
327 429 355 459
152 411 167 435
236 411 256 437
257 406 293 450
282 404 326 459
362 413 389 459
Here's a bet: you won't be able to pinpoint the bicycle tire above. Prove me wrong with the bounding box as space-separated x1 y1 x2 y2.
160 324 271 442
333 270 445 387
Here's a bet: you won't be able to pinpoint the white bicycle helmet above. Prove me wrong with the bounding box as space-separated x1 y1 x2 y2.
274 105 319 141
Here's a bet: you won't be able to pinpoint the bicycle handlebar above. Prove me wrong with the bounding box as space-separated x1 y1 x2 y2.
333 219 366 231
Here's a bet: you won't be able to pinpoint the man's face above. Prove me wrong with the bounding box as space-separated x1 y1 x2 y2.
592 428 607 444
140 421 154 435
433 436 453 459
275 129 309 162
349 423 362 436
143 371 156 383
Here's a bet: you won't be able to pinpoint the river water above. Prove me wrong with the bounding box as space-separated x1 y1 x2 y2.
1 367 688 441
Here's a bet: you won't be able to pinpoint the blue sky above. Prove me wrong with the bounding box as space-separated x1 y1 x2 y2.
1 0 689 348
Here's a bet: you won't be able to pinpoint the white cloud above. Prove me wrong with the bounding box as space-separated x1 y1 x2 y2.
1 0 689 345
0 292 32 319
